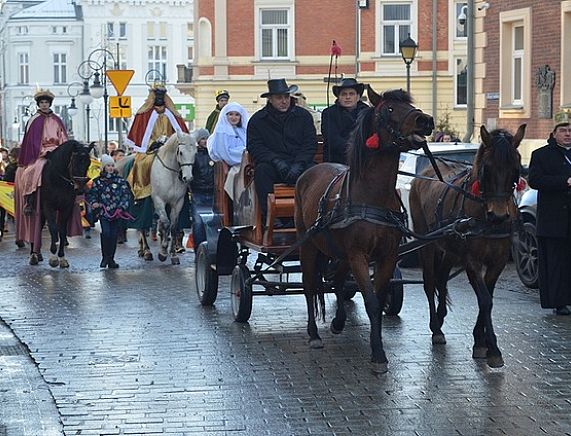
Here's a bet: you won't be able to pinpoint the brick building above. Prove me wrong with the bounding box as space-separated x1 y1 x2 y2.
476 0 571 162
178 0 478 138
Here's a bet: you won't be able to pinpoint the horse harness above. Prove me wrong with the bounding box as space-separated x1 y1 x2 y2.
154 141 194 181
59 151 89 188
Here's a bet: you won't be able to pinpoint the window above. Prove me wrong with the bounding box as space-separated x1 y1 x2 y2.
499 8 531 117
381 3 411 55
187 46 194 66
562 2 571 107
148 46 167 80
455 58 467 106
108 116 128 133
108 22 127 39
53 53 67 84
456 2 467 38
17 26 28 35
116 45 128 70
147 22 167 40
512 26 524 105
260 9 290 59
18 52 29 84
187 22 194 39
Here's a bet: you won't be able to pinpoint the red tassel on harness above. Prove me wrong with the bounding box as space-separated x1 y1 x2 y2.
330 41 342 57
365 133 380 149
470 180 481 197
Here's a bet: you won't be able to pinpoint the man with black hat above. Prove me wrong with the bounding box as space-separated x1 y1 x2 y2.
247 78 317 221
529 110 571 315
206 89 230 133
321 78 369 164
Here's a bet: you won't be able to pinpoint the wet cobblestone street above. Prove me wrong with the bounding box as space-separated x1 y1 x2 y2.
0 227 570 435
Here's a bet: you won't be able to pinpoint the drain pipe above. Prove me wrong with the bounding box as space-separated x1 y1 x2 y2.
431 0 437 125
462 0 475 143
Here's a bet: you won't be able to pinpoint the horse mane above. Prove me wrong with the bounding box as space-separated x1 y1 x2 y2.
346 89 412 177
44 140 82 171
162 132 180 153
471 129 518 180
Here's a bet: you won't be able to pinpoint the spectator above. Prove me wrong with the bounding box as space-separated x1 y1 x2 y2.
321 78 369 164
0 147 19 240
292 91 321 134
528 110 571 315
206 90 230 133
111 148 126 162
247 78 317 222
87 154 132 268
207 102 249 200
190 128 215 248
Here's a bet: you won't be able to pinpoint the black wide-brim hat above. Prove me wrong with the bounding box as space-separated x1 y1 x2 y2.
260 78 299 98
332 78 365 98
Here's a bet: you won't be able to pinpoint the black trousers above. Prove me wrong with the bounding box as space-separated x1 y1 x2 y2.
538 236 571 308
253 162 291 218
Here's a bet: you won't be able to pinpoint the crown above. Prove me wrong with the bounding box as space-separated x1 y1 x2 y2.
554 110 571 129
215 89 230 100
34 88 55 102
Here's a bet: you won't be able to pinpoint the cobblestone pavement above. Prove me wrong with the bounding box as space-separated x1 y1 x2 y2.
0 226 570 436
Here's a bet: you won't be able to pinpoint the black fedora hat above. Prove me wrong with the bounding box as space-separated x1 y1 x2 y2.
260 78 299 98
332 78 365 98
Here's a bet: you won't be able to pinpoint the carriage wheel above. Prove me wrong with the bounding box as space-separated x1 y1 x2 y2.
195 241 219 306
231 264 253 323
384 267 404 316
512 220 539 289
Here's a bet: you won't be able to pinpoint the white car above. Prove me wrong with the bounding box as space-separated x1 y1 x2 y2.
396 142 480 216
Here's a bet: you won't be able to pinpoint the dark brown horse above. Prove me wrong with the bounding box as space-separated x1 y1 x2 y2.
409 124 526 368
295 87 434 374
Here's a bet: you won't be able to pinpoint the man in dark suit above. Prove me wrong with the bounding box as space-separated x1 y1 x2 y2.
528 110 571 315
247 78 317 221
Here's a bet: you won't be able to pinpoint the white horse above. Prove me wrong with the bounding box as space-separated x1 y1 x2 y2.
150 131 197 264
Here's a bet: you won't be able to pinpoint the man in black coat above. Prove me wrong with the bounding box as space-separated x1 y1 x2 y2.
528 110 571 315
247 78 317 220
321 78 369 164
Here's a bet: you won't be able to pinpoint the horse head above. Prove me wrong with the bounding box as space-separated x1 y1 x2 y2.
366 87 434 152
472 124 526 223
173 131 197 184
69 141 93 193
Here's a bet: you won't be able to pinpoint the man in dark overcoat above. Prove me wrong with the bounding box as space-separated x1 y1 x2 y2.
528 110 571 315
247 78 317 220
321 78 369 164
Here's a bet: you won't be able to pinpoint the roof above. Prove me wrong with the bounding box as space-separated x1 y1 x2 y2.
10 0 79 19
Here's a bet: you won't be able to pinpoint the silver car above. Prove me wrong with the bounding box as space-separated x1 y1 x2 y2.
512 188 538 288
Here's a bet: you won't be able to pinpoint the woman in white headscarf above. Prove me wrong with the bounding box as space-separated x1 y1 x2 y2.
207 102 250 200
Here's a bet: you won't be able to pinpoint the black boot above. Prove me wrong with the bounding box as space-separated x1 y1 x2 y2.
106 234 119 269
100 234 108 268
23 194 35 216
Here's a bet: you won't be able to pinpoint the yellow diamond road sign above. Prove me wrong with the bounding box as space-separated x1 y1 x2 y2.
109 96 132 118
106 70 134 96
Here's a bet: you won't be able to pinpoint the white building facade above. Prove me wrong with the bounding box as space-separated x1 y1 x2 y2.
0 0 194 149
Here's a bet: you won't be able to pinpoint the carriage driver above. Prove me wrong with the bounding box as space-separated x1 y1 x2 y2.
247 78 317 223
14 89 83 261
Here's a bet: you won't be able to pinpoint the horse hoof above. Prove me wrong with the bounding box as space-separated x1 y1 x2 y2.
143 252 153 261
371 361 389 374
432 333 446 345
487 355 505 368
137 250 144 258
472 347 488 359
330 320 344 334
309 338 324 349
158 253 167 262
59 258 69 269
175 247 185 254
37 253 43 262
15 240 25 248
49 256 59 268
29 254 39 265
171 257 180 265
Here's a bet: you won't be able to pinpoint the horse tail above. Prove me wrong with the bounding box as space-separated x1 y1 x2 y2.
316 291 326 322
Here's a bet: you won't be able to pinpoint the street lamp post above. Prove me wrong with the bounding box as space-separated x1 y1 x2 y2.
77 48 116 154
399 34 418 94
66 81 82 139
77 79 93 143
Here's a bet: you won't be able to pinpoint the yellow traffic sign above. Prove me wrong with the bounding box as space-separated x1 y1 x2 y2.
109 96 132 118
106 70 134 96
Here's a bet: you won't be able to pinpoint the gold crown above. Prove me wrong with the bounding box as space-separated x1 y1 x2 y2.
34 88 55 102
215 89 229 100
554 110 571 129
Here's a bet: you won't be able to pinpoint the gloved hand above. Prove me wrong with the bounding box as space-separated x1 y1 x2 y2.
286 162 305 184
271 158 290 180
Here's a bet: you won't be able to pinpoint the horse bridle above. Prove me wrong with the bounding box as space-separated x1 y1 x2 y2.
60 151 89 187
375 102 424 150
155 140 194 181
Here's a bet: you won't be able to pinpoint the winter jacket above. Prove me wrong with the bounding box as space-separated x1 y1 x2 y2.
191 147 215 194
528 136 571 238
247 103 317 166
86 172 132 221
321 100 370 164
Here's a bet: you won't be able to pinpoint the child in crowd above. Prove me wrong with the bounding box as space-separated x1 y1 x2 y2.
87 154 132 268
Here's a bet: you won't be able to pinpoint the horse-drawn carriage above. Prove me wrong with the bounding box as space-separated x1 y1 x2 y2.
193 86 526 373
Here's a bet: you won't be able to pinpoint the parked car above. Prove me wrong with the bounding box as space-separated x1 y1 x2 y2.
396 142 479 266
512 188 539 288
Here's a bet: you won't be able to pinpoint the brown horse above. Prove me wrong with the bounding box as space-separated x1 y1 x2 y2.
409 124 526 368
295 87 434 374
